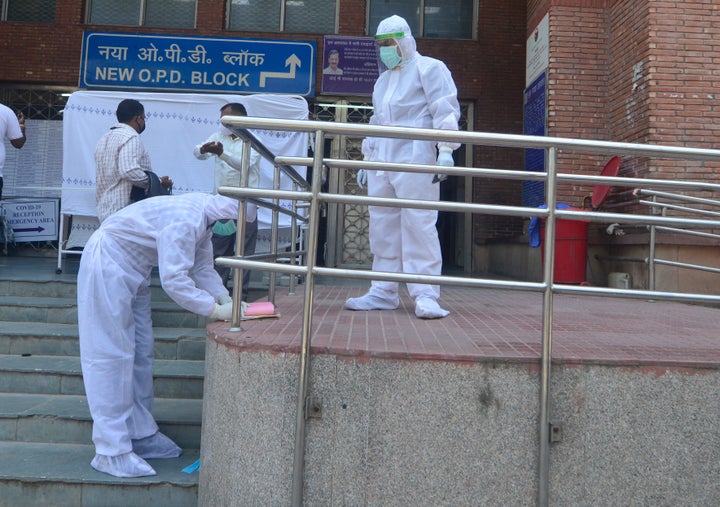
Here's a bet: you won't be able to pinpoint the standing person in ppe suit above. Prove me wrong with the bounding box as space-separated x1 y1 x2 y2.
78 193 244 478
344 14 460 319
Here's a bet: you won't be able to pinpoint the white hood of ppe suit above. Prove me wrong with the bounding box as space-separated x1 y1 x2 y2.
203 193 240 227
376 15 417 64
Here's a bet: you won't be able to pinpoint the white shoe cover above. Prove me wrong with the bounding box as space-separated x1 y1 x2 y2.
132 431 182 459
91 452 157 478
415 296 450 319
344 291 399 311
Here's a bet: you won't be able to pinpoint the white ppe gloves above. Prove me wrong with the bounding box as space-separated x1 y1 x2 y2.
437 145 454 167
210 298 248 320
433 145 454 184
356 169 368 190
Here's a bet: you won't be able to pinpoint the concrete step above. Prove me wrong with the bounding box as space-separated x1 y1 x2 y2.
0 441 199 507
0 322 206 360
0 278 78 298
0 296 209 328
0 257 205 507
0 393 202 448
0 274 174 301
0 354 204 399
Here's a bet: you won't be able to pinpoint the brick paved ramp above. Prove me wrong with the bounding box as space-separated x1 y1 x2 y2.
214 286 719 368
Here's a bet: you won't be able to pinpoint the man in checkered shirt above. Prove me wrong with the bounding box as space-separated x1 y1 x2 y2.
94 99 172 223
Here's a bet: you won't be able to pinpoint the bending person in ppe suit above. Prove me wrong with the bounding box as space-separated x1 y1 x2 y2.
345 14 460 319
78 193 245 478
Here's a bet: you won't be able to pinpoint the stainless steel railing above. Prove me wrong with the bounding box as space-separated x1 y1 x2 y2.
633 189 720 289
217 115 720 507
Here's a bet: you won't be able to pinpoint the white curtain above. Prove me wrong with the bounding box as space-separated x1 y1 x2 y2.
61 90 309 248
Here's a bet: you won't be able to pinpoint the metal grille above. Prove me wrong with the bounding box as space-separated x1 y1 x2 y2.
146 0 196 28
228 0 335 33
310 100 373 266
0 88 70 121
89 0 142 25
284 0 335 34
424 0 473 39
310 102 337 123
6 0 56 22
368 0 418 35
228 0 281 32
88 0 196 27
368 0 474 39
340 135 370 265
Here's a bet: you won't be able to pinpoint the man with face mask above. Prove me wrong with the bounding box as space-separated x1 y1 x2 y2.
193 102 261 300
345 14 461 319
94 99 173 223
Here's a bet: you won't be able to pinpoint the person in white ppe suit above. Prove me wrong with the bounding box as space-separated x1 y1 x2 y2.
344 14 461 319
78 193 244 478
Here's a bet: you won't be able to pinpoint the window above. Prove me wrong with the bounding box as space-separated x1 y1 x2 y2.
88 0 196 29
1 0 55 22
228 0 336 34
369 0 474 39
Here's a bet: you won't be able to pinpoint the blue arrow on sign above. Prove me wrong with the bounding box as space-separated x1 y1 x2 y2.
14 226 45 233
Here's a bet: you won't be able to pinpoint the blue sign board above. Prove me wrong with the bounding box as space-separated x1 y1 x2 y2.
80 31 316 96
522 70 547 207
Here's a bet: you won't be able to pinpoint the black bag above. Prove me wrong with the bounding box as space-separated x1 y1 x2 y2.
130 171 172 203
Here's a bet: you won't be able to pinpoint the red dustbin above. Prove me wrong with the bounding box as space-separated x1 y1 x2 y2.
540 209 590 284
535 156 620 283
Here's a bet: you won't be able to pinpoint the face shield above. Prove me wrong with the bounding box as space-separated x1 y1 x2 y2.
375 31 405 71
374 15 417 71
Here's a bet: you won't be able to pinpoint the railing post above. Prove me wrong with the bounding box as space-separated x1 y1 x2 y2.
648 195 658 291
290 129 325 506
229 139 251 331
268 164 281 303
538 146 558 507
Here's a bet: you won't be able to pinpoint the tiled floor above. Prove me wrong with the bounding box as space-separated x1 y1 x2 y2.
212 283 720 370
4 253 718 370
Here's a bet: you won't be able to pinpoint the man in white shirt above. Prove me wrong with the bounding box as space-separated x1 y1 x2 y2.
194 102 261 301
0 103 26 200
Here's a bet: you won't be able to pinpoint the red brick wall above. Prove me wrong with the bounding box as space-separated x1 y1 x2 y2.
647 1 720 182
471 1 527 241
544 1 720 210
549 6 610 208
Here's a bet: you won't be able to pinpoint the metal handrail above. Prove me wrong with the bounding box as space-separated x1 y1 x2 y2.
217 116 720 507
633 188 720 290
217 130 310 325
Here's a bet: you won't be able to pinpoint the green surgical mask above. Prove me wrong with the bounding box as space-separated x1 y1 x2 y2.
379 46 402 69
212 219 237 236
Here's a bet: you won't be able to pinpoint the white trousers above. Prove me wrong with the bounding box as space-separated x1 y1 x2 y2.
367 170 442 300
78 234 158 456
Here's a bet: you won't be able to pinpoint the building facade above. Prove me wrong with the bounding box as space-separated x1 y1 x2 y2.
2 0 718 292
